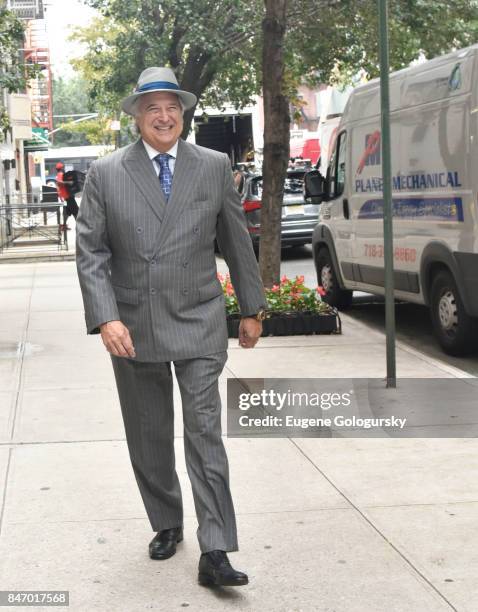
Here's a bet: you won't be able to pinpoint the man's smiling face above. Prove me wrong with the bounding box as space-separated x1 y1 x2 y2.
135 91 184 152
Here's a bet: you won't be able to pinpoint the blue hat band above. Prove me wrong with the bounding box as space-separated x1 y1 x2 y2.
136 81 180 93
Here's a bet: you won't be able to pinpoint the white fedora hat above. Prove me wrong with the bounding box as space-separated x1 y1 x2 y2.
121 67 197 115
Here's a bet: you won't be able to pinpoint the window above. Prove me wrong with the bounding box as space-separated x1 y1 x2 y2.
328 149 337 197
251 171 305 198
328 131 347 199
327 132 347 200
336 132 347 196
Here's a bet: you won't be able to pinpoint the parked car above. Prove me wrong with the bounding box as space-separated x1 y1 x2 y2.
240 169 321 249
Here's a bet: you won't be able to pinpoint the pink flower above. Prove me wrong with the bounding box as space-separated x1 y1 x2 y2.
294 275 305 285
217 272 224 282
316 286 326 297
281 275 289 284
270 285 280 293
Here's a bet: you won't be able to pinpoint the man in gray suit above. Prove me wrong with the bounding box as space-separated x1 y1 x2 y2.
76 67 267 587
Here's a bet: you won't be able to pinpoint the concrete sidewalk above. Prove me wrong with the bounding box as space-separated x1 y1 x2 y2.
0 261 476 611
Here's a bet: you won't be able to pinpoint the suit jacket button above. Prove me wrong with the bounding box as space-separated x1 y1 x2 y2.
150 259 156 265
150 288 156 295
182 288 188 295
183 261 188 267
136 227 143 233
193 226 199 233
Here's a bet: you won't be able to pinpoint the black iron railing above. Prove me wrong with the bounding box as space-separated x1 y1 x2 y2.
0 199 68 254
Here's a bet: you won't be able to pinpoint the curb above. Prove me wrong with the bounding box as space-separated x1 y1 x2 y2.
395 340 475 378
340 312 475 379
0 253 75 264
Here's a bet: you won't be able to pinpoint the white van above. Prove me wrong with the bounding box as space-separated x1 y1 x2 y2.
305 45 478 355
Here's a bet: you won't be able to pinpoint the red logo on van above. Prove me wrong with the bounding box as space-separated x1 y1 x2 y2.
356 131 381 175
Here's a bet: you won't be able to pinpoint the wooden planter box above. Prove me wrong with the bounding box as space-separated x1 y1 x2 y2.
226 309 341 338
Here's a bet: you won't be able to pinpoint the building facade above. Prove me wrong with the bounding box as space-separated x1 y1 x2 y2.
5 0 52 199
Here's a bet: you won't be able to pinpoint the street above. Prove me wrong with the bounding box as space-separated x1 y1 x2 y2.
262 246 478 377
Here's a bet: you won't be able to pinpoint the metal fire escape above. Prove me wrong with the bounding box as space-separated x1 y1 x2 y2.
7 0 52 132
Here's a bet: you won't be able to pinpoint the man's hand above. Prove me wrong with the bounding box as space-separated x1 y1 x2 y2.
238 317 262 348
100 320 136 358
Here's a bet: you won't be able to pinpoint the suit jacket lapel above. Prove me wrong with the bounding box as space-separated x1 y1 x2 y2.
121 138 167 222
155 138 201 250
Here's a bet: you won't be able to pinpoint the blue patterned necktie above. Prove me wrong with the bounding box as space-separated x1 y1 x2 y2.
154 153 173 201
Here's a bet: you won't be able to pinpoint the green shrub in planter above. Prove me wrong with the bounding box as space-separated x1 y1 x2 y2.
218 273 341 337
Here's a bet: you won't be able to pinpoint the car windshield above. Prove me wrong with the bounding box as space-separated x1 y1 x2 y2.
249 172 304 198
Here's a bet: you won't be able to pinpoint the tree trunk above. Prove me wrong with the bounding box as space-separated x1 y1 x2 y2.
179 48 215 139
181 107 197 140
260 0 290 288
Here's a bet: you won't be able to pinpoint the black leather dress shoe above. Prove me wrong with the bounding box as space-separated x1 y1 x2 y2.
149 527 183 560
198 550 249 586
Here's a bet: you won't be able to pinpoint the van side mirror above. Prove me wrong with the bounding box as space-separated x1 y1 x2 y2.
304 170 326 203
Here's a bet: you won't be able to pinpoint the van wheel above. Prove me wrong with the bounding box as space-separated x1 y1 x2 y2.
430 270 478 356
316 247 353 308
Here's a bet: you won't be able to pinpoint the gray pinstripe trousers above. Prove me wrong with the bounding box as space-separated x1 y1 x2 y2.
111 351 238 553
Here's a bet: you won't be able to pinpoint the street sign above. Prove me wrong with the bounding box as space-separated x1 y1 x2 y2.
32 127 49 140
24 127 50 151
24 140 48 151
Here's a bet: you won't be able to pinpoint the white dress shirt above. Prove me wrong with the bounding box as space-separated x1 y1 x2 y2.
142 139 178 177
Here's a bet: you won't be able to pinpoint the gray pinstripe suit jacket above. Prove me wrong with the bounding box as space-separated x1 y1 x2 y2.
76 138 266 362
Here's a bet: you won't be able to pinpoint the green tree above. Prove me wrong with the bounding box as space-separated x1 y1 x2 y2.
289 0 478 89
73 0 264 137
52 76 92 146
72 0 478 286
74 0 478 129
52 76 91 117
0 8 34 92
51 76 134 147
56 114 133 146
